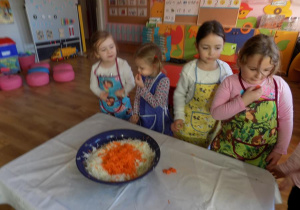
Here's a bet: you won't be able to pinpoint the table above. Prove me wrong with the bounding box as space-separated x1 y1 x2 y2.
0 113 280 210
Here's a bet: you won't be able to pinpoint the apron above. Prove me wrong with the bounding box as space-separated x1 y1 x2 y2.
94 59 132 120
211 74 278 168
175 62 221 148
139 73 173 135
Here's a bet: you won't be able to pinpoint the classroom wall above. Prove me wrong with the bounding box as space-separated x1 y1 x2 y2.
0 0 33 53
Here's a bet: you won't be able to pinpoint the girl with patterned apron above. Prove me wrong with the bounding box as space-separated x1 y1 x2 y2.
175 61 221 148
211 73 278 168
139 73 173 135
94 59 132 120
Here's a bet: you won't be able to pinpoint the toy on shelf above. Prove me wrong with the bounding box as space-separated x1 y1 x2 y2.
51 47 78 62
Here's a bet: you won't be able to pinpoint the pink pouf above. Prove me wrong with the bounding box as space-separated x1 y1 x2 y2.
0 75 22 91
53 63 75 82
26 72 49 87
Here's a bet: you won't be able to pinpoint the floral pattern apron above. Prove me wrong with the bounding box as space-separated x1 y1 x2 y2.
211 74 278 168
139 73 173 135
175 62 221 148
95 59 132 120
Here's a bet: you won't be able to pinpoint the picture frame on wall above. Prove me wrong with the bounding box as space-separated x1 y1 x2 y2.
138 0 147 6
109 0 117 6
0 0 14 24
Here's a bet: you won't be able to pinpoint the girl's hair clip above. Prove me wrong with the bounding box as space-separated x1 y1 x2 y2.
154 55 158 59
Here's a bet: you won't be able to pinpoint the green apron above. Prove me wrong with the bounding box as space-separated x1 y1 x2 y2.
175 62 220 148
211 74 279 168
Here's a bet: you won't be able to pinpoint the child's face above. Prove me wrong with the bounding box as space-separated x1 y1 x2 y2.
196 33 224 64
97 37 117 63
135 58 156 77
240 54 274 85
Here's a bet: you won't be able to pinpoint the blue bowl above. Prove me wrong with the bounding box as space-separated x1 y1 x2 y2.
76 129 160 185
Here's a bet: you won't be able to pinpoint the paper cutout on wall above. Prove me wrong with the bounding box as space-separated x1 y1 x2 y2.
59 28 65 38
157 24 184 59
0 0 14 24
221 42 237 56
46 29 53 39
201 0 240 8
236 2 257 28
264 0 292 17
61 18 75 26
183 25 199 60
36 30 44 40
151 0 164 18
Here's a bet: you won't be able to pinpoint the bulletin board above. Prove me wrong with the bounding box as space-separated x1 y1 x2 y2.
197 0 241 27
25 0 82 61
107 0 150 24
161 0 241 27
163 0 200 25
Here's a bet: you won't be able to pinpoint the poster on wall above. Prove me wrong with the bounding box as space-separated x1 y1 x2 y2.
0 0 14 24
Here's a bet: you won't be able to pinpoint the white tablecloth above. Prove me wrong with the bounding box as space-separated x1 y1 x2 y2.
0 113 280 210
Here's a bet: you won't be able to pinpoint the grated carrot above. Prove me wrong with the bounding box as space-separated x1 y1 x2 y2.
163 167 177 175
101 142 146 178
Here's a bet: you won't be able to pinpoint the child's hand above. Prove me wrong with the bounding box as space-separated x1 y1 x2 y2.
99 92 109 101
135 73 144 88
171 120 184 133
241 86 263 106
278 176 295 191
268 165 286 179
130 114 139 124
266 151 282 170
115 88 125 98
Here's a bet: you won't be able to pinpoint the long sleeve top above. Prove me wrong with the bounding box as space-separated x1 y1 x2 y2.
173 59 233 121
133 73 170 115
278 143 300 188
210 74 293 155
90 57 135 97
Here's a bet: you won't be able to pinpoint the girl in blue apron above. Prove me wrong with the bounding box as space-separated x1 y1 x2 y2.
130 43 173 135
90 31 135 120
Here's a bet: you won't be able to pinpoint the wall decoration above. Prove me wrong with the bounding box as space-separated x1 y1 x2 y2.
46 29 53 40
119 8 127 16
236 2 257 28
109 0 117 6
128 0 137 6
151 0 164 18
0 0 13 24
128 8 137 16
59 28 65 38
183 25 199 60
109 8 118 16
264 0 292 17
107 0 150 24
36 30 45 41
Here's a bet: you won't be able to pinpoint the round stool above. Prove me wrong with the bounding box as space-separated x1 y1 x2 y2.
53 69 75 82
0 75 22 91
53 63 75 82
26 72 49 87
53 63 73 72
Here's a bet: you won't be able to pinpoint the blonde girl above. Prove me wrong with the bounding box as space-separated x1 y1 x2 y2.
171 20 233 147
210 34 293 169
90 31 135 120
130 43 173 135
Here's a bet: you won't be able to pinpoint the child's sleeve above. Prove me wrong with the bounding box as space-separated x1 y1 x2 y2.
140 77 170 108
210 77 246 120
133 86 141 115
273 79 293 155
173 69 190 121
278 143 300 187
122 61 135 95
90 64 102 97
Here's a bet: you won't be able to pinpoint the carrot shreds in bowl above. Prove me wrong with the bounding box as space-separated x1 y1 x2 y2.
101 142 146 178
